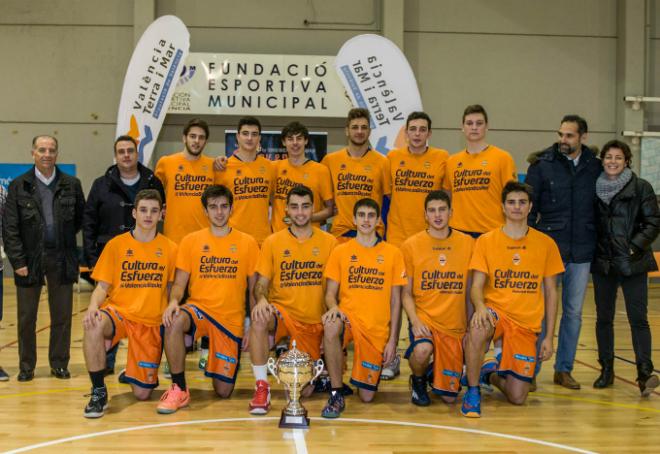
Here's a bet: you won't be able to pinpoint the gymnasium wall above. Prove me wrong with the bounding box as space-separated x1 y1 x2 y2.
0 0 656 194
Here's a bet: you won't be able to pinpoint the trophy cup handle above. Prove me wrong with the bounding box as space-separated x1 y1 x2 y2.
310 358 325 385
267 357 280 384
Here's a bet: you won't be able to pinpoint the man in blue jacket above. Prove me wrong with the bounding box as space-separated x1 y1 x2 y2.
525 115 601 390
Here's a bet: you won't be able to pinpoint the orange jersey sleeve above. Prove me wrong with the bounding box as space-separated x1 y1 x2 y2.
216 156 274 245
469 228 564 332
387 147 449 246
92 232 178 326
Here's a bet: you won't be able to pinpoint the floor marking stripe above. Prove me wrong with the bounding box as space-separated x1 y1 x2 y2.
3 417 595 453
293 429 308 454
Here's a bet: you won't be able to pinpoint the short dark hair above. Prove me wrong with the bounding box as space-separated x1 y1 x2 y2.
346 107 371 127
406 111 432 129
462 104 488 123
286 184 314 204
135 189 163 209
183 118 210 138
600 139 632 167
32 135 58 150
238 116 262 134
201 185 233 209
501 181 533 203
281 121 309 142
425 190 451 210
114 135 138 152
353 197 380 217
561 115 588 135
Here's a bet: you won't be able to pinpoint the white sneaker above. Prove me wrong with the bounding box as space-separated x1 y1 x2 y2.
380 354 401 380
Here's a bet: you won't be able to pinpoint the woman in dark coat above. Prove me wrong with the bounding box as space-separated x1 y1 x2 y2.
591 140 660 396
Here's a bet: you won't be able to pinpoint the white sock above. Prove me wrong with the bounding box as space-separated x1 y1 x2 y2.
252 364 268 382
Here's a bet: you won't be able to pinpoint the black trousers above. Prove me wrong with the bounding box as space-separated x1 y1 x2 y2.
16 252 73 372
592 270 653 369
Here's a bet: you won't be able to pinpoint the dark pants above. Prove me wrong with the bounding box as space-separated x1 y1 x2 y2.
592 270 653 369
16 253 73 372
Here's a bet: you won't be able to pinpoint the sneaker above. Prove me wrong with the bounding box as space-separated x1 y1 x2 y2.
380 354 401 380
249 380 271 415
157 384 190 414
0 367 9 381
479 358 498 387
321 392 345 418
460 388 481 418
313 375 331 393
639 374 659 397
118 368 129 384
84 386 108 418
163 362 171 379
198 349 209 370
410 375 431 406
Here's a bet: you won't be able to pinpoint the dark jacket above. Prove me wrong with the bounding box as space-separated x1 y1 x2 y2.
592 173 660 277
2 166 85 287
525 144 602 263
83 162 165 267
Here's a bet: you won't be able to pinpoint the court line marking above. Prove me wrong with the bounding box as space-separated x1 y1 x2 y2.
293 429 308 454
3 416 596 453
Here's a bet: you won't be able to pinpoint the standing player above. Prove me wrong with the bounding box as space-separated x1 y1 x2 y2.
461 182 563 418
401 191 474 405
322 108 390 241
321 198 407 418
216 117 275 246
248 185 338 414
157 185 259 414
271 122 334 232
387 112 449 247
155 118 216 244
442 105 517 237
82 190 177 418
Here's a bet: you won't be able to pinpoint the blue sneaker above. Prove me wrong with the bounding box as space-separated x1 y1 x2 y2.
321 392 345 418
461 388 481 418
479 358 498 387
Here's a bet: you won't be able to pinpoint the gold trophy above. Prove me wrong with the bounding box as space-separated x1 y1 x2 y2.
267 340 324 428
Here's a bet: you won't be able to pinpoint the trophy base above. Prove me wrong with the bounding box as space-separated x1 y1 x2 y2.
279 409 310 429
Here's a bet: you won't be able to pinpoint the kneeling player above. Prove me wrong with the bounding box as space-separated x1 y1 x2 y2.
82 190 177 418
461 182 563 417
248 185 338 414
321 198 407 418
401 191 474 405
158 185 259 414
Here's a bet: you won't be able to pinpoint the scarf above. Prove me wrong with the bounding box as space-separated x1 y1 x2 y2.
596 167 633 205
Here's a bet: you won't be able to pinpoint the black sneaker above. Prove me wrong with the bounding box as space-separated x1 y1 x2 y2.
410 375 430 406
0 367 9 381
321 392 345 418
84 387 108 418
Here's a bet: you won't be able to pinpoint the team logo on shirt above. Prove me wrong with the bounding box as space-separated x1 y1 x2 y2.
126 249 134 258
202 244 211 253
438 254 447 266
364 165 372 173
237 169 242 176
399 160 406 167
350 254 358 262
283 249 291 258
178 165 184 172
259 166 266 174
303 173 309 180
155 248 163 258
229 244 237 253
376 254 384 264
457 162 463 168
512 253 521 266
282 168 288 175
424 161 431 169
481 160 488 166
340 163 347 171
312 247 320 257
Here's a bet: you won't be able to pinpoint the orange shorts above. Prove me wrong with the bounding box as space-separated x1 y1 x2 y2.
488 307 538 383
341 314 385 392
102 304 162 389
182 304 242 384
273 304 323 361
405 326 463 397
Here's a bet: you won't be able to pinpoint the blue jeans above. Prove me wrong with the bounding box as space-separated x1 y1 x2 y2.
535 262 591 375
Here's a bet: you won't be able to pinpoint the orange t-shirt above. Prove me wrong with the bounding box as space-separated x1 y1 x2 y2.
215 155 275 246
322 149 391 237
324 238 407 344
401 229 474 336
92 232 178 326
257 227 338 324
441 145 517 234
271 159 334 232
469 227 564 332
176 228 259 336
387 147 449 246
154 152 216 244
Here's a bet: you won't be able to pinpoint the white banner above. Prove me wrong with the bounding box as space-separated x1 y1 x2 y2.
334 34 423 154
168 53 351 117
116 15 190 164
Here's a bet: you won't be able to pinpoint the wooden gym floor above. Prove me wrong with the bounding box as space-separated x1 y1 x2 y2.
0 278 659 453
